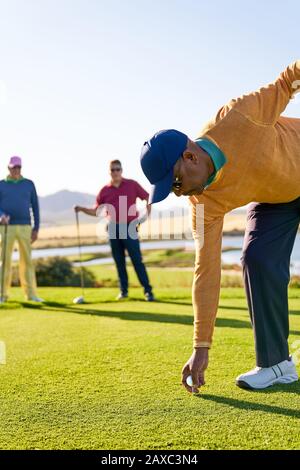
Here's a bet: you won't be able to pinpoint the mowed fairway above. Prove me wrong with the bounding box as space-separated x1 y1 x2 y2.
0 278 300 449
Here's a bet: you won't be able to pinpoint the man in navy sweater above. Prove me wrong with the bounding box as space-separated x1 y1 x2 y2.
0 156 43 303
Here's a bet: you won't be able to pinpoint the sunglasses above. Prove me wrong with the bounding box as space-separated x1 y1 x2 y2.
172 176 182 191
10 166 22 170
110 167 122 172
172 157 183 191
173 167 206 195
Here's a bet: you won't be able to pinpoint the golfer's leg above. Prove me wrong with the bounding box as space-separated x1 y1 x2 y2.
0 225 16 298
17 225 37 298
109 236 128 295
241 198 300 367
124 235 152 294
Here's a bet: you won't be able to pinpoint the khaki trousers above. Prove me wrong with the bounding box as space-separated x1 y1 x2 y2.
0 225 37 299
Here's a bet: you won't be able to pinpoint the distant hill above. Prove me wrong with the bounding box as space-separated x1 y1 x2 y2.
38 189 192 226
38 189 247 227
39 190 96 225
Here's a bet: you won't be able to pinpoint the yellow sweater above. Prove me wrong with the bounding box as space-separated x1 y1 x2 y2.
190 61 300 348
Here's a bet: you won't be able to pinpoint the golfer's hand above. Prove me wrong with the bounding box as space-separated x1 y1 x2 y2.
0 215 10 225
74 205 82 213
31 230 38 244
181 347 209 394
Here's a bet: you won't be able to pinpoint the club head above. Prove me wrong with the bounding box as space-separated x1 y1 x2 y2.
73 296 85 304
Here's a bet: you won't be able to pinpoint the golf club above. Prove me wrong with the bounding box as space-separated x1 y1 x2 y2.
0 223 8 304
73 211 85 304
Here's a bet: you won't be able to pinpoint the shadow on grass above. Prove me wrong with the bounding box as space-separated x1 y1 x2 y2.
153 301 250 312
16 300 252 329
199 390 300 416
290 310 300 316
3 301 300 336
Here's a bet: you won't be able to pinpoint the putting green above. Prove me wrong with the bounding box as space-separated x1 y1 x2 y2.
0 285 299 450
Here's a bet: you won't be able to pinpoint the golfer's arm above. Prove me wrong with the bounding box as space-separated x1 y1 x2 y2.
142 197 151 216
146 202 151 216
135 182 150 214
234 60 300 125
31 185 40 232
0 191 4 217
192 211 224 348
79 207 97 217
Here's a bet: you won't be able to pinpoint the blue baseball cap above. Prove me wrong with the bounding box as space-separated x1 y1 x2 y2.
140 129 188 204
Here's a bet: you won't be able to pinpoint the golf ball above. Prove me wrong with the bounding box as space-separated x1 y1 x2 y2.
186 375 194 387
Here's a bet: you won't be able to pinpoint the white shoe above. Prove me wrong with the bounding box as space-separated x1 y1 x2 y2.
27 296 44 303
236 356 298 390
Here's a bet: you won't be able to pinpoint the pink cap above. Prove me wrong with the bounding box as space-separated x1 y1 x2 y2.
8 156 22 168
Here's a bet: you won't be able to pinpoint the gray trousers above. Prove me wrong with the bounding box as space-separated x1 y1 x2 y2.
241 197 300 367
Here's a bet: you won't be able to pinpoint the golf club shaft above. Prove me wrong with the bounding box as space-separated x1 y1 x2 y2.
1 224 8 301
75 212 85 297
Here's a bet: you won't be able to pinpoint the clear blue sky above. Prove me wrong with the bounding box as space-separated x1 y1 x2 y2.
0 0 299 208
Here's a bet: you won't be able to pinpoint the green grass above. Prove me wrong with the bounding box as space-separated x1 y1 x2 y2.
89 264 196 288
65 247 239 268
88 263 300 289
0 281 300 450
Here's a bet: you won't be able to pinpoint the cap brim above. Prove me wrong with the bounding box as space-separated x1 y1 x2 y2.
149 167 174 204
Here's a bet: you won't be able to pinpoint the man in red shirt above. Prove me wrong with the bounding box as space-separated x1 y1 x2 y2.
75 159 155 301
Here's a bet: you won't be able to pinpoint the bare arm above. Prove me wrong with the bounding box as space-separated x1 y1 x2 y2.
74 206 97 217
135 181 151 218
146 202 151 216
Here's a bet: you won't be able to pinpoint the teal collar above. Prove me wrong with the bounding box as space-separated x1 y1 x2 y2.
195 138 227 188
5 176 25 184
